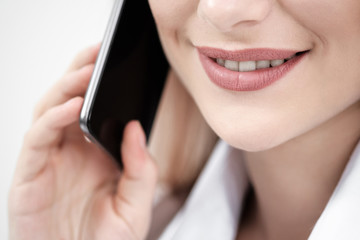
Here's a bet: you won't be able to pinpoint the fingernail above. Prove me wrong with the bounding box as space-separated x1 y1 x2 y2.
64 97 82 107
64 97 75 106
137 121 147 150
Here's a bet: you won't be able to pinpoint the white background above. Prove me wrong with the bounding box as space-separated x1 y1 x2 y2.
0 0 114 237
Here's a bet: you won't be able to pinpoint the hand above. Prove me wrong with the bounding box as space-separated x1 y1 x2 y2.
8 44 158 240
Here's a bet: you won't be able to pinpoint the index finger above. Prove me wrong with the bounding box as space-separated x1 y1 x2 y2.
16 97 83 183
66 43 101 72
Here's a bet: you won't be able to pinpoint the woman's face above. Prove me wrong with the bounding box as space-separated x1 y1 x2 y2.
148 0 360 151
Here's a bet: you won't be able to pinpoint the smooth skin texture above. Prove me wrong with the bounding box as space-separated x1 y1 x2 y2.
9 0 360 240
148 0 360 239
8 45 158 240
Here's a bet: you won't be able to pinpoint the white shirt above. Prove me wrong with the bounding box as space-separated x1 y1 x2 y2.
152 140 360 240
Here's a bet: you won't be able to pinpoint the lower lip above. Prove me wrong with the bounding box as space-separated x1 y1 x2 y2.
198 50 308 91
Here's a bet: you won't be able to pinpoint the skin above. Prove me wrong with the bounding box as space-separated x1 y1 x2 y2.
8 45 158 240
148 0 360 239
8 0 360 240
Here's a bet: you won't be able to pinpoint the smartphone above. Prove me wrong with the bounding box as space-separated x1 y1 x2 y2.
80 0 169 167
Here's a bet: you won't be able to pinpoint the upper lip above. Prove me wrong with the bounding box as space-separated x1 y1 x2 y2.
196 46 307 62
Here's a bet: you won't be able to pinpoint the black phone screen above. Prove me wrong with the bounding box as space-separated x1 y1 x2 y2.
84 0 169 166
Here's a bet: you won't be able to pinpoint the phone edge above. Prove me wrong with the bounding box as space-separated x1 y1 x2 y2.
79 0 125 141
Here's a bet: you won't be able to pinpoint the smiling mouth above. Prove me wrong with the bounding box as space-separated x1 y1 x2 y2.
196 47 310 91
197 46 309 72
213 51 308 72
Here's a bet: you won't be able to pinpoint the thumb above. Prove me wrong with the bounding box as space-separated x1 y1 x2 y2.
115 120 158 239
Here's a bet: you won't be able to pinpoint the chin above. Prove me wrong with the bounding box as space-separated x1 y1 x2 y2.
212 122 293 153
225 134 286 153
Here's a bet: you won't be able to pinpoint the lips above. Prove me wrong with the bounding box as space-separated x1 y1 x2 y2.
197 47 309 91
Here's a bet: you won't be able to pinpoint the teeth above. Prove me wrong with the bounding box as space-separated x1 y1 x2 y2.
224 60 239 71
216 58 225 67
216 56 292 72
256 60 270 69
270 59 284 67
239 61 256 72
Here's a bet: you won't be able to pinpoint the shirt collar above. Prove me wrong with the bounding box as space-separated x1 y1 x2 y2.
159 140 248 240
159 139 360 239
309 139 360 239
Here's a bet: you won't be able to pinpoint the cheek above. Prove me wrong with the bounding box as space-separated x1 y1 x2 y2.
282 0 360 39
148 0 196 29
148 0 196 78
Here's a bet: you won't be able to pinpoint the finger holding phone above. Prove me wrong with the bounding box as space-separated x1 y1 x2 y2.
9 0 166 238
8 46 158 240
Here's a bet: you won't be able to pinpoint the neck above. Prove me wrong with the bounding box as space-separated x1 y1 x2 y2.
242 101 360 240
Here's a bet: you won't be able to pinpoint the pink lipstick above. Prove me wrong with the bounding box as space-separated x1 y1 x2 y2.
197 47 308 91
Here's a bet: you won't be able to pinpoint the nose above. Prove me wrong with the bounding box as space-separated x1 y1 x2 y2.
198 0 272 32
